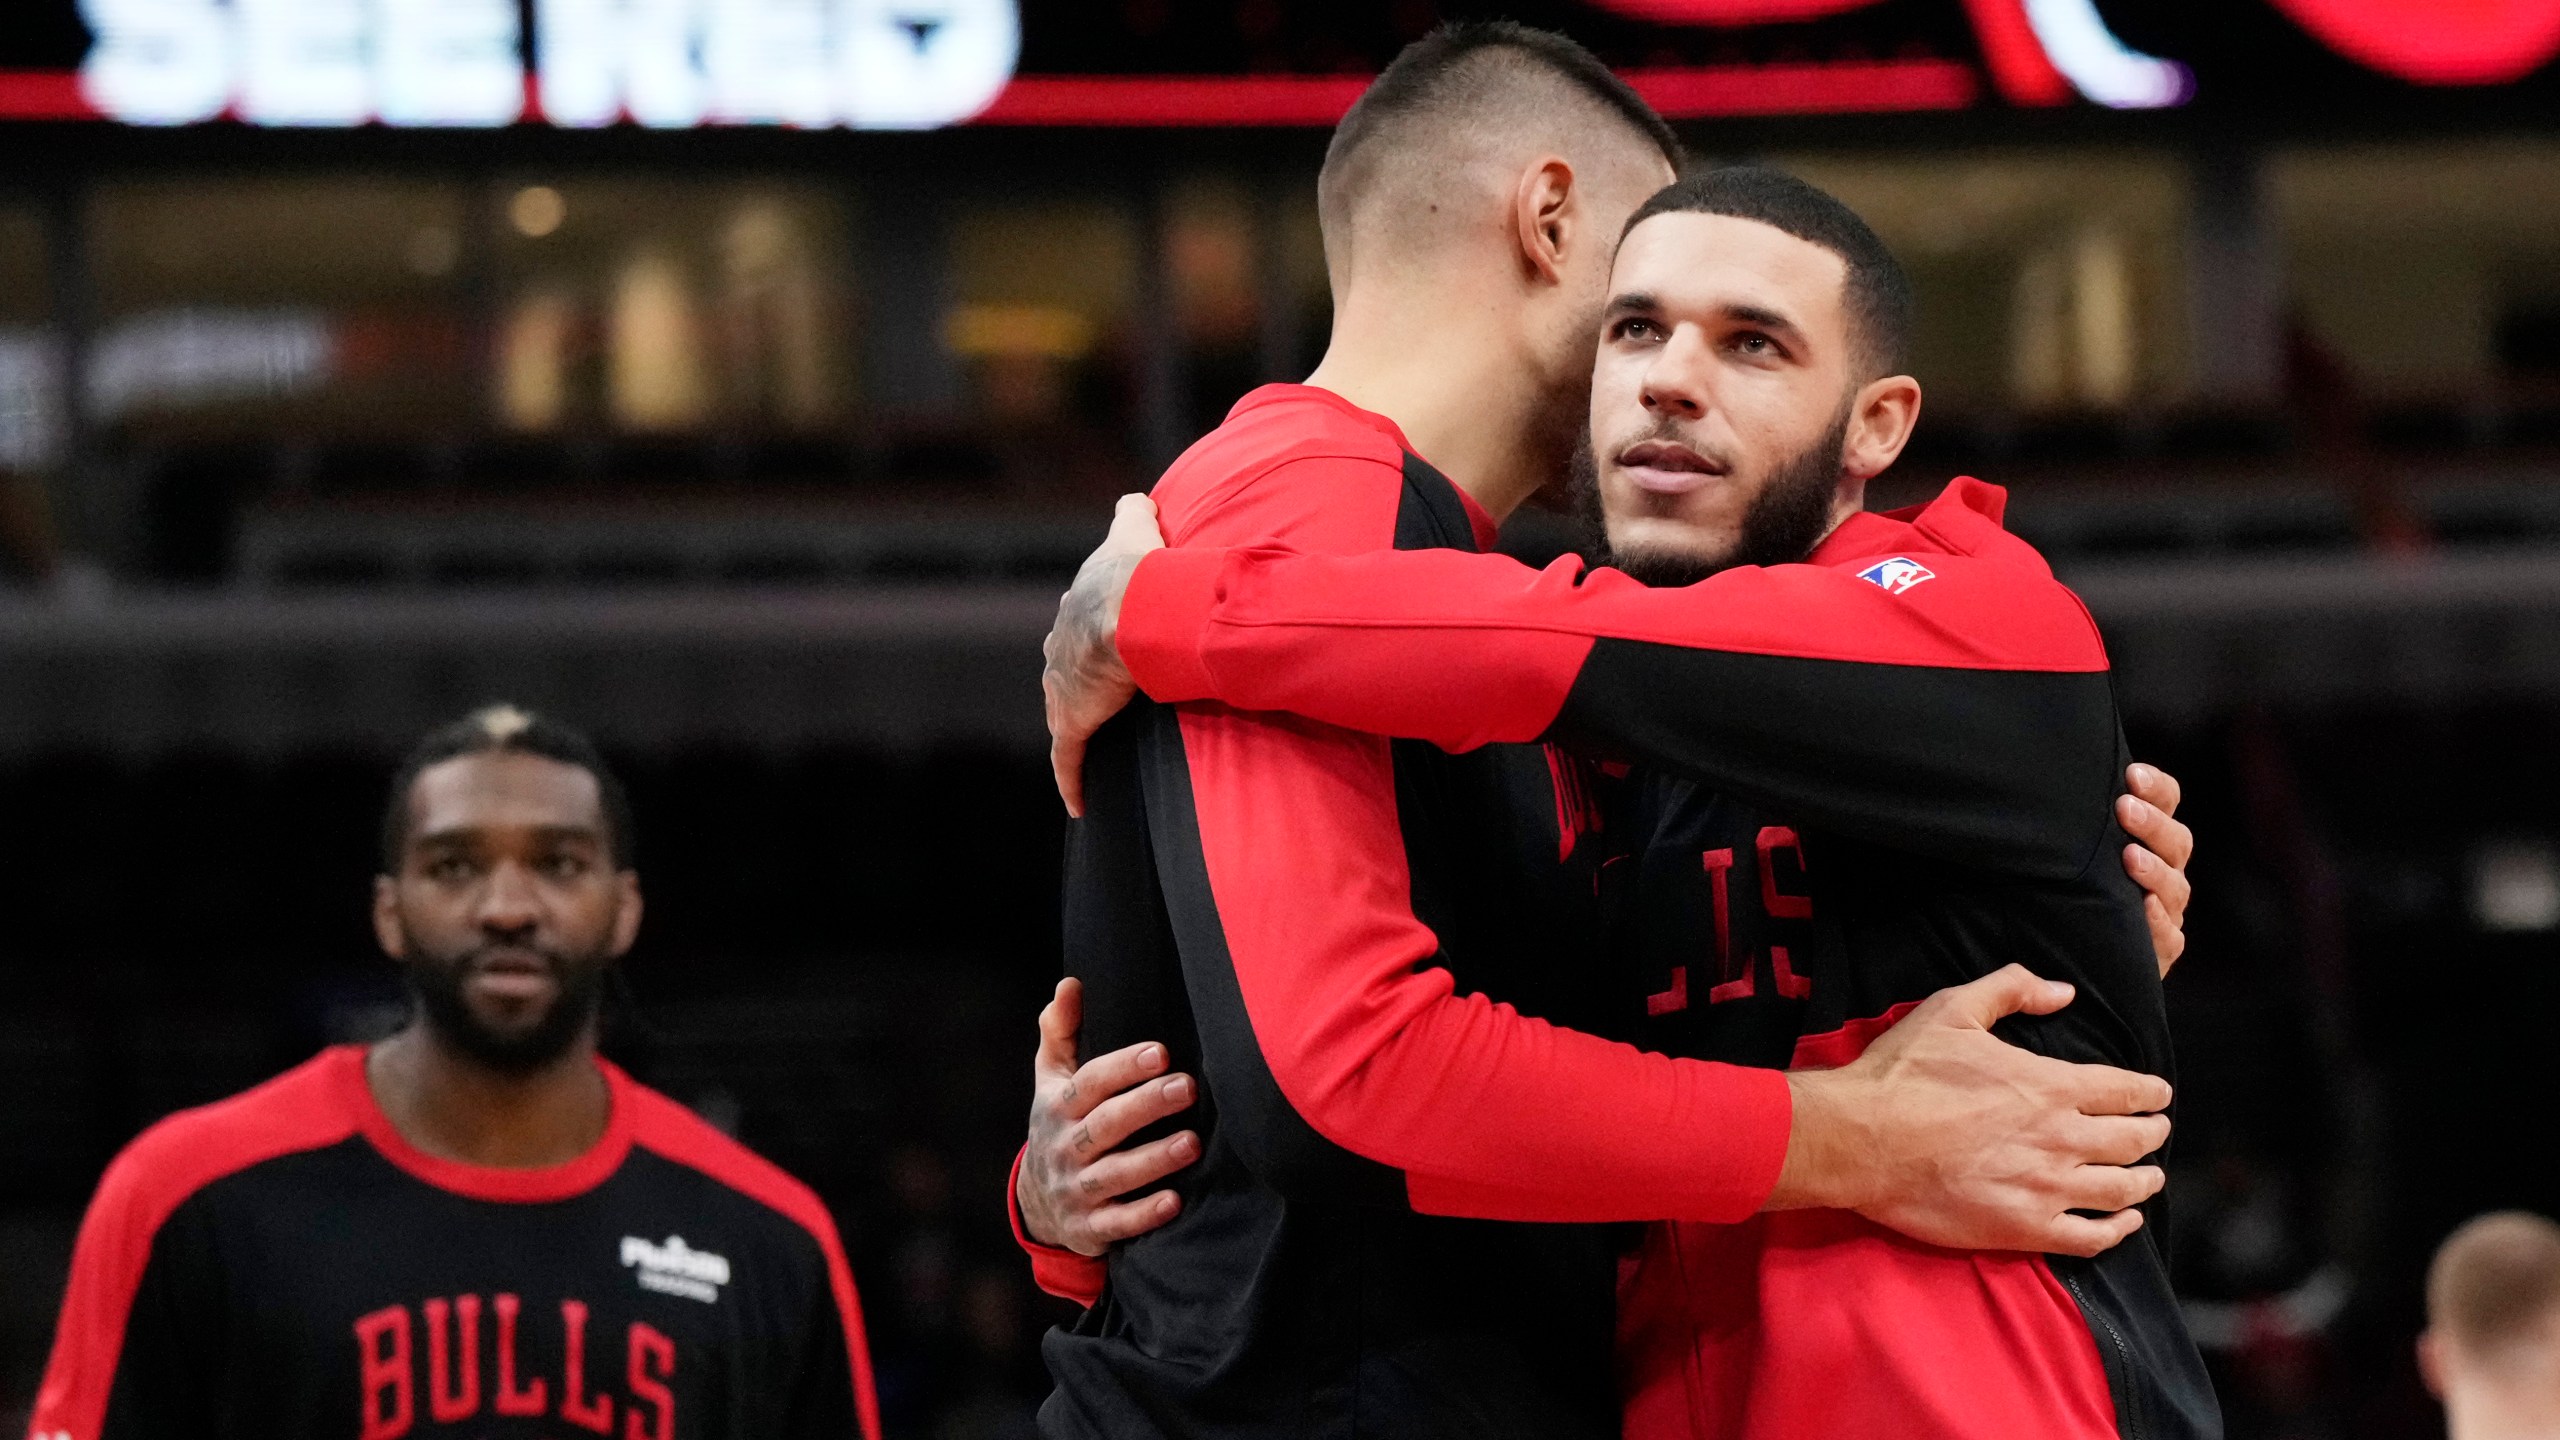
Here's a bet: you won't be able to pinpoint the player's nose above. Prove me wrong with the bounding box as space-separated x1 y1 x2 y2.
1637 331 1711 420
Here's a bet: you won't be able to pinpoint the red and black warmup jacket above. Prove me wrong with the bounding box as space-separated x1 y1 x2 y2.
1028 385 1794 1440
1100 477 2221 1440
30 1046 879 1440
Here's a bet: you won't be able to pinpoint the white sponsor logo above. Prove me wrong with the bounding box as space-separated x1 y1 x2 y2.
621 1234 731 1304
1856 556 1937 595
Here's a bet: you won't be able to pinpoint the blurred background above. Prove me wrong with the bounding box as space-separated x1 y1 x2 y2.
2 2 2558 1435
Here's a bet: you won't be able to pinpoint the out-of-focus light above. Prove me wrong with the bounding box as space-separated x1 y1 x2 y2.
2470 839 2560 933
404 227 459 277
943 304 1095 361
2022 0 2194 108
510 186 568 238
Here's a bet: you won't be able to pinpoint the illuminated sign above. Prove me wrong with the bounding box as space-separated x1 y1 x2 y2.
0 0 2554 128
74 0 1020 129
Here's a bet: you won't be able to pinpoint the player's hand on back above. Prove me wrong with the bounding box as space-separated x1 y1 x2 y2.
1768 965 2173 1259
1045 494 1168 817
2117 762 2193 977
1017 977 1200 1255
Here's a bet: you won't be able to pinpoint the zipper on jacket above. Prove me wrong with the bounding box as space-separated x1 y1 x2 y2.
2062 1269 2143 1440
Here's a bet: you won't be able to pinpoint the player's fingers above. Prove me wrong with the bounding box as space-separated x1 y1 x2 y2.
2145 895 2186 978
1924 964 2075 1029
1077 1073 1197 1155
2120 838 2193 920
2058 1164 2166 1217
2041 1206 2147 1260
1078 1187 1184 1246
1053 729 1087 820
1063 1041 1171 1122
2072 1113 2173 1167
1075 1130 1202 1201
1035 979 1083 1078
2125 762 2184 821
2061 1060 2173 1117
2117 803 2196 894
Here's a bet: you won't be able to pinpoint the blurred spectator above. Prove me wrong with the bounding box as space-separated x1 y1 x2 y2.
2420 1212 2560 1440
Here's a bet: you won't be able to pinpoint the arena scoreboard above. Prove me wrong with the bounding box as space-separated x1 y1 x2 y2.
0 0 2554 129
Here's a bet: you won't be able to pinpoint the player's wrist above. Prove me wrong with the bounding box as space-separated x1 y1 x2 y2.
1766 1068 1879 1213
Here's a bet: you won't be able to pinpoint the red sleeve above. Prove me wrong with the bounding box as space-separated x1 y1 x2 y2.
1119 532 2121 878
33 1062 360 1440
1142 452 1793 1224
1008 1146 1107 1307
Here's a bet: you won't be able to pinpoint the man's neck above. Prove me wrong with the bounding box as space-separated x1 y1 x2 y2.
1302 274 1562 524
365 1025 611 1169
2444 1374 2560 1440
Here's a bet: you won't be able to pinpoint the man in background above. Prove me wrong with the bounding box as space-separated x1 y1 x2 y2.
30 705 877 1440
2421 1211 2560 1440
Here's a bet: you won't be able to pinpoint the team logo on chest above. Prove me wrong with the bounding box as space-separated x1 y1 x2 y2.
1856 556 1936 594
621 1235 730 1304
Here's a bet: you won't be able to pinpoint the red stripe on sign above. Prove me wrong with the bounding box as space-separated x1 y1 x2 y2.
1628 58 1980 114
975 60 1978 126
0 70 96 121
972 74 1375 126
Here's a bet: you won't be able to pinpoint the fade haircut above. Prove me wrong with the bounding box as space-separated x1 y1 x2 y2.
1318 22 1682 275
1624 166 1914 378
2430 1211 2560 1366
379 705 636 873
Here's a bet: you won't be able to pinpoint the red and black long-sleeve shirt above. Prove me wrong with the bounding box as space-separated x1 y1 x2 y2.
1106 477 2220 1440
30 1046 878 1440
1035 385 1793 1440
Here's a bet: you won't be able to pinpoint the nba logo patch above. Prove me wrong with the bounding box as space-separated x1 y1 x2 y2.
1857 557 1936 594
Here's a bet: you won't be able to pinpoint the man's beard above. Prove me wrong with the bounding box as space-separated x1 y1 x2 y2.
1575 403 1852 588
404 940 609 1074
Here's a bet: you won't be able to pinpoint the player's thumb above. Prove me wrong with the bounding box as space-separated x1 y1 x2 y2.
1937 964 2075 1029
1037 978 1084 1068
1108 492 1166 553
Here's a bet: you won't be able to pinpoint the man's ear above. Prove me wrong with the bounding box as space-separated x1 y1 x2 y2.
1511 157 1578 287
609 871 644 959
1842 374 1923 484
372 874 407 961
2416 1331 2447 1400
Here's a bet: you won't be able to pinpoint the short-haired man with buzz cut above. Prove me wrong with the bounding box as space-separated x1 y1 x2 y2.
31 707 880 1440
1014 22 2202 1440
2422 1212 2560 1440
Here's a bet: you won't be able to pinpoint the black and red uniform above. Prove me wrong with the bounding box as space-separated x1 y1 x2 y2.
1103 476 2219 1440
1026 385 1794 1440
31 1046 879 1440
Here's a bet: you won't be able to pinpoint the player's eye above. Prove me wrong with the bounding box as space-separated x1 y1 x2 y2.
1731 332 1783 359
1612 317 1663 343
425 855 479 883
539 853 591 880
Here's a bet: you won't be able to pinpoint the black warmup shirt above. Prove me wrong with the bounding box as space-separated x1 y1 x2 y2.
1114 477 2220 1438
32 1046 879 1440
1039 386 1793 1440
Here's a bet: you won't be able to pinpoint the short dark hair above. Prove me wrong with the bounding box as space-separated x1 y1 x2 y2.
379 705 635 873
1623 166 1913 376
1322 22 1682 220
2430 1211 2560 1360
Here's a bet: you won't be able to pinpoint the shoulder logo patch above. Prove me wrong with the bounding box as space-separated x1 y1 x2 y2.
622 1234 730 1304
1856 556 1936 594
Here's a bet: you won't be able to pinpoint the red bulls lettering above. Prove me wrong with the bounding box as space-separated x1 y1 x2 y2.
560 1299 617 1433
494 1293 549 1415
628 1323 679 1440
425 1295 481 1421
355 1305 414 1440
364 1295 673 1428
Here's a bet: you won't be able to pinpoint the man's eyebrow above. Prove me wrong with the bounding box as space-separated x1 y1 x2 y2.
1723 302 1806 340
1603 291 1660 319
